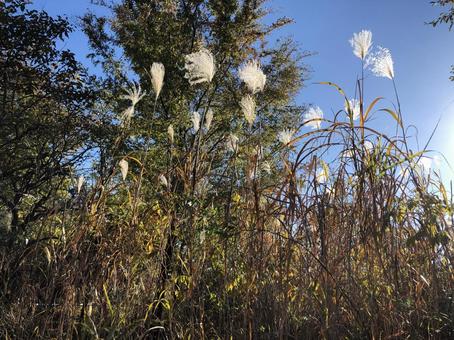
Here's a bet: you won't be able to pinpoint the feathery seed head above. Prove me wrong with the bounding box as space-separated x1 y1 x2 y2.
345 99 361 121
350 30 373 60
304 106 323 130
278 129 294 146
184 48 216 85
240 95 256 127
238 60 266 94
119 159 129 180
167 124 174 144
204 109 213 131
121 106 135 126
120 83 145 126
367 46 394 79
159 174 168 188
191 111 201 133
121 83 145 107
77 175 84 194
149 62 165 100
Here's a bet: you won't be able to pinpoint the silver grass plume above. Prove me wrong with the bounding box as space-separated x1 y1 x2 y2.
278 129 294 146
191 111 201 133
119 159 129 180
238 60 266 94
367 46 395 79
350 30 372 61
167 124 175 144
76 175 85 194
240 95 256 127
120 83 146 126
345 99 360 121
184 48 216 85
303 106 323 130
204 109 213 131
159 174 168 188
149 62 165 100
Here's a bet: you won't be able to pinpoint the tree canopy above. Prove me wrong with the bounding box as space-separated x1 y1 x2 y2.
0 0 95 233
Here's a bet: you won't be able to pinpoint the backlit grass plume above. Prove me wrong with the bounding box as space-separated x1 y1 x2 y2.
367 46 395 79
167 124 174 143
303 106 323 129
184 48 216 85
204 109 213 131
191 111 201 133
240 95 256 127
148 62 165 100
76 175 84 194
278 129 294 146
120 83 145 125
118 159 129 180
350 30 373 60
345 98 360 120
158 174 168 188
239 60 266 93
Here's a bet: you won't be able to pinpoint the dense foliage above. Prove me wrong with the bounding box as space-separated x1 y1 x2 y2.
0 0 95 235
0 1 453 339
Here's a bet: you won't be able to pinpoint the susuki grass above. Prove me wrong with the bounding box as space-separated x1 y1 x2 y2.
1 3 454 339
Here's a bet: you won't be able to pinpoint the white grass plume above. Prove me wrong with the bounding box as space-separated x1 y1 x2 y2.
184 48 215 85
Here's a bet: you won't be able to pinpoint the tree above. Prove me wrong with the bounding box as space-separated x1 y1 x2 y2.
430 0 454 79
430 0 454 29
80 0 310 336
0 0 95 233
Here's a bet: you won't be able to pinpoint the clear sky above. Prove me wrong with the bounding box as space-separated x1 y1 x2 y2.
30 0 454 180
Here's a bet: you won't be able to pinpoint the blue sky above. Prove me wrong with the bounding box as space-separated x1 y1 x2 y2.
30 0 454 179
